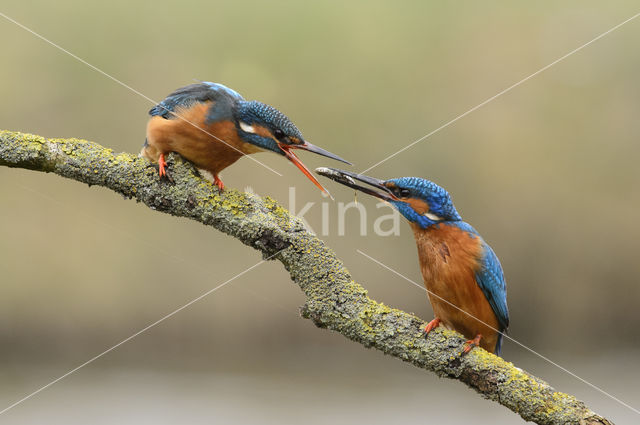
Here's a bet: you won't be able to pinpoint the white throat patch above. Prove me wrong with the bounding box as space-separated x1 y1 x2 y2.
239 121 256 134
424 212 442 221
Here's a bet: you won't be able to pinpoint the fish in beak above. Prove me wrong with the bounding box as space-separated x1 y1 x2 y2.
314 167 398 202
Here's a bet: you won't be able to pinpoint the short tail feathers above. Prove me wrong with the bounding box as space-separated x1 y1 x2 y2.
495 332 504 356
149 104 165 117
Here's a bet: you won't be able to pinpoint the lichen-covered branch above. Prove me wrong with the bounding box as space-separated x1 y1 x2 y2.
0 130 613 425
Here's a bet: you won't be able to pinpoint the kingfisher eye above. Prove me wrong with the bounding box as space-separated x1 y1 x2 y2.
398 188 411 198
274 129 285 139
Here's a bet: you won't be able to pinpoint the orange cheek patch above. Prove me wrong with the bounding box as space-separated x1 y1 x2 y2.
406 198 430 215
251 124 275 139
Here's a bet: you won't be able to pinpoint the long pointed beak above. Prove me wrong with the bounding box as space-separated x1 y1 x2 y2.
314 167 397 202
278 141 350 198
289 141 352 165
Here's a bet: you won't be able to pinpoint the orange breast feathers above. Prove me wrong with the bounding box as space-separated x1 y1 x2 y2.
143 102 263 175
410 222 501 353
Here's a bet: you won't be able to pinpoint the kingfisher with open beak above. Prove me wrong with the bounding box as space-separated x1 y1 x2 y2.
141 82 350 193
316 168 509 355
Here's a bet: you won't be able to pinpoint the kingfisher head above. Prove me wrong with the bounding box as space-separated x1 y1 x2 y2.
316 168 461 228
235 100 350 194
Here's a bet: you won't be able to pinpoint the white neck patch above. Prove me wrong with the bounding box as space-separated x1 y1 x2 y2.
424 212 442 221
239 121 256 134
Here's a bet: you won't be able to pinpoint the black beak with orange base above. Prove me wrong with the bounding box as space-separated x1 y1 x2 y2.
314 167 398 201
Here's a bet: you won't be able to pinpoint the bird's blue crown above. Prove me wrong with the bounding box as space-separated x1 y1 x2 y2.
238 101 303 139
235 101 304 153
387 177 461 228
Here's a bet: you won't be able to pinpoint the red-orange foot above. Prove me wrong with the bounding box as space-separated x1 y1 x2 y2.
462 334 482 355
424 318 441 335
158 153 168 178
213 174 225 191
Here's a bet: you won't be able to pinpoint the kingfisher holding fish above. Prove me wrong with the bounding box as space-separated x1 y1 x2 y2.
316 167 509 355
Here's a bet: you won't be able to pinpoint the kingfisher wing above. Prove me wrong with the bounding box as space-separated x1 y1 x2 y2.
149 82 244 119
475 242 509 332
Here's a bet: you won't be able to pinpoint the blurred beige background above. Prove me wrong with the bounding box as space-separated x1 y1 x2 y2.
1 1 639 423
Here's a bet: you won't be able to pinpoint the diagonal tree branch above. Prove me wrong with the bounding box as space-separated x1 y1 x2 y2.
0 130 613 425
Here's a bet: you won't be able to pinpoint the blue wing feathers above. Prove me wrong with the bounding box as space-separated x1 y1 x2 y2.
450 222 509 331
475 242 509 332
476 242 509 355
202 81 243 99
149 82 244 118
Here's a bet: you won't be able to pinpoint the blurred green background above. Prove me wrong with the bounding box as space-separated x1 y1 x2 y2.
1 1 639 423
